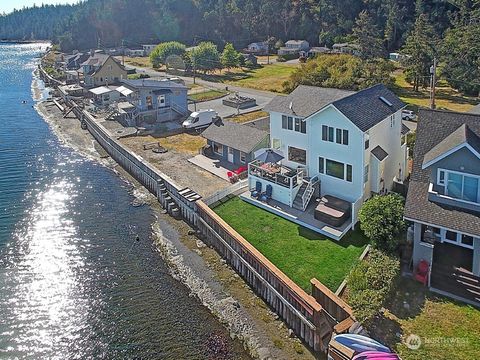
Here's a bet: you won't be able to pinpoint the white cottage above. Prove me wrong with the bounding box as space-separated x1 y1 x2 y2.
244 84 408 240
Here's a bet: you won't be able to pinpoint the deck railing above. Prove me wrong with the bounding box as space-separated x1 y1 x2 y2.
248 160 303 189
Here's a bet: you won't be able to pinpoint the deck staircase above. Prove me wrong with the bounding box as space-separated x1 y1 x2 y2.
293 175 320 211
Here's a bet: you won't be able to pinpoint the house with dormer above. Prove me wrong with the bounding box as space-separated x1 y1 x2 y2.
243 84 408 240
405 109 480 305
81 52 127 88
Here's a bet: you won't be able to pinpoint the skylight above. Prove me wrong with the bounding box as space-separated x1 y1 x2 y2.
379 96 393 106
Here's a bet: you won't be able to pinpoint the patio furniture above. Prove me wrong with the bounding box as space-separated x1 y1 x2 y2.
260 184 273 202
414 259 429 286
251 181 262 198
227 171 238 183
314 195 351 227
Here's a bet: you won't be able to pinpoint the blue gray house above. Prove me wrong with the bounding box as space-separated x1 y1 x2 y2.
201 120 269 165
121 79 189 126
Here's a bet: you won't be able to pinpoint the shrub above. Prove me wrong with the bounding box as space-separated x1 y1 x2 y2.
359 194 406 253
347 249 400 323
150 41 186 68
127 73 150 80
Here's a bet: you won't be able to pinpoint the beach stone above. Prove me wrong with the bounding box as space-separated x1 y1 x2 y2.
256 347 272 360
403 302 410 310
187 229 196 235
196 239 207 248
193 249 202 256
288 329 295 338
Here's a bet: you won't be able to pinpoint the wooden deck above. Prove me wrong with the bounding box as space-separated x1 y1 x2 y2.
239 191 352 241
430 242 480 306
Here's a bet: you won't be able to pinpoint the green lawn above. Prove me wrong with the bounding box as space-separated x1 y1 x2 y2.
213 197 369 291
369 278 480 360
188 89 227 102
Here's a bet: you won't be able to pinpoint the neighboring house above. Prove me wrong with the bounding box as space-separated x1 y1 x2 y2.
89 86 121 107
81 52 128 88
389 52 409 62
308 47 330 57
118 79 189 126
247 84 407 239
202 120 270 165
246 42 269 55
125 48 145 57
405 109 480 305
469 104 480 115
332 43 360 56
278 40 310 56
65 70 80 85
142 44 157 56
64 52 90 70
241 53 258 66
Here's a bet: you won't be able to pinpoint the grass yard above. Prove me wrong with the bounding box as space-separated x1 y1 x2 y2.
189 89 228 102
122 56 153 68
393 70 478 113
369 278 480 360
228 110 269 124
213 197 368 291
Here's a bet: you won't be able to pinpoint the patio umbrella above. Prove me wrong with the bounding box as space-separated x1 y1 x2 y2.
254 148 284 163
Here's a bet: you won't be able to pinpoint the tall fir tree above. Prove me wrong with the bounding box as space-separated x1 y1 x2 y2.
353 10 385 60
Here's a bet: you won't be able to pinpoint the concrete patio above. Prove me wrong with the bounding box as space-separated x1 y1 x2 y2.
239 190 352 241
188 154 239 181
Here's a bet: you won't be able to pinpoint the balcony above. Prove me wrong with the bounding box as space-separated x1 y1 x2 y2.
248 159 304 189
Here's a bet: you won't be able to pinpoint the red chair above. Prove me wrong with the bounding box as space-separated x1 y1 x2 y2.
227 171 233 178
414 259 429 286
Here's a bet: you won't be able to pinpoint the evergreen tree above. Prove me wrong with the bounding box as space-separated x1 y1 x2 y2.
353 10 385 59
220 43 240 70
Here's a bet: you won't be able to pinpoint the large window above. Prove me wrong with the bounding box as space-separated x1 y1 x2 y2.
439 169 480 203
326 159 345 180
288 146 306 165
322 125 348 145
282 115 305 133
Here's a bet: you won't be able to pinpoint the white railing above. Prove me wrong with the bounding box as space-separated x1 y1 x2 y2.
301 176 319 211
248 160 302 190
351 195 364 229
203 180 248 206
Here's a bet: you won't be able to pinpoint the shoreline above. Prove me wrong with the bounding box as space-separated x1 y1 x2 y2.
32 76 315 360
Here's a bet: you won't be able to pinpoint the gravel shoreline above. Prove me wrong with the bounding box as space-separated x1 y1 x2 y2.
33 77 315 360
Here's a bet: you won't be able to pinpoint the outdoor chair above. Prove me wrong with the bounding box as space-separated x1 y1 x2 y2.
251 181 262 198
227 171 238 184
260 184 273 202
414 259 429 286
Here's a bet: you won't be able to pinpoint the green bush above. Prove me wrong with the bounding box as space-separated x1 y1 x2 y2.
347 249 400 323
277 53 298 62
359 194 406 253
150 41 186 68
127 73 150 80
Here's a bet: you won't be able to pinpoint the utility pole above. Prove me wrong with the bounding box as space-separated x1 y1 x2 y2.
266 35 270 65
121 39 125 67
430 57 437 110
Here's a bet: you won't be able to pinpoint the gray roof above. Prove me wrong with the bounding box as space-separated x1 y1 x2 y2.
264 85 353 118
371 145 389 161
401 123 411 135
81 53 110 67
122 79 187 90
332 84 406 132
469 104 480 115
422 123 480 167
404 109 480 236
265 84 404 132
202 120 269 153
245 116 270 132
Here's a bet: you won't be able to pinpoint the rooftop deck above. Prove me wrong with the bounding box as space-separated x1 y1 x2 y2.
239 191 352 241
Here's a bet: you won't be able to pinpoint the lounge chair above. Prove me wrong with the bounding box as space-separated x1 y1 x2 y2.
251 181 262 198
414 259 429 286
260 184 272 202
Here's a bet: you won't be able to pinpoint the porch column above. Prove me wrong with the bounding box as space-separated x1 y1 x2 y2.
473 237 480 277
412 222 434 278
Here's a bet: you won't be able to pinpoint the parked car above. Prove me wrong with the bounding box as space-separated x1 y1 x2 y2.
402 110 416 121
182 109 219 129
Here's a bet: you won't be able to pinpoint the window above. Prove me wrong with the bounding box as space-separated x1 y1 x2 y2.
438 169 445 185
461 234 474 247
272 138 281 150
319 157 324 173
288 146 306 165
364 164 369 183
322 125 328 141
282 115 288 129
336 129 342 144
213 142 223 155
326 159 345 179
287 116 293 130
343 130 349 145
346 165 352 182
240 151 246 163
364 133 370 149
390 115 394 128
444 171 480 203
446 230 457 242
328 127 334 142
300 120 306 134
295 118 300 132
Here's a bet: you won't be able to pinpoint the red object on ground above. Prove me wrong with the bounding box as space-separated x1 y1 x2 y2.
227 171 233 178
414 259 430 286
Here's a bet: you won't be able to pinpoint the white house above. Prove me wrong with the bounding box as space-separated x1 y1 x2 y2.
246 42 269 55
244 84 408 240
278 40 310 56
142 44 157 56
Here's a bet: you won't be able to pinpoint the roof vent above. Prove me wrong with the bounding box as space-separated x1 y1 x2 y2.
380 96 393 106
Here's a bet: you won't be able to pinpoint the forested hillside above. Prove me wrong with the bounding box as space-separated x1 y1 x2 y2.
0 0 457 51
